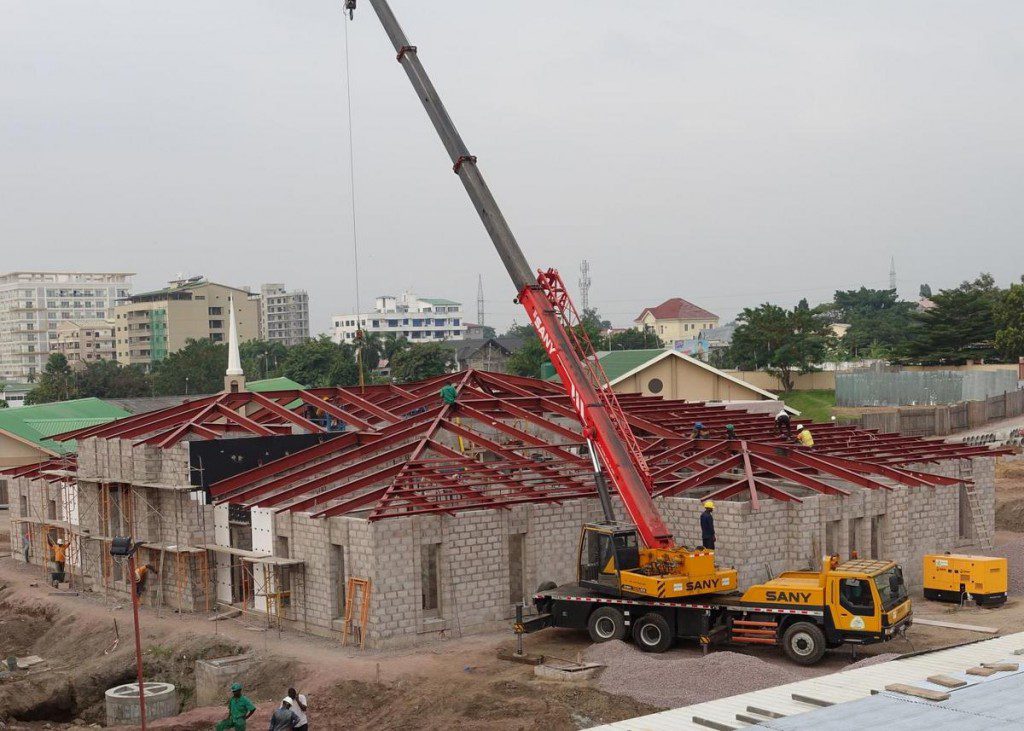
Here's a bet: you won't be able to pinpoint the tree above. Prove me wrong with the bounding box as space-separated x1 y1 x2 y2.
390 342 454 383
995 279 1024 359
905 273 1002 363
281 336 359 387
25 354 77 404
729 301 831 392
825 287 916 358
240 340 288 380
502 323 548 378
150 339 229 396
607 329 661 350
76 360 151 399
381 333 409 362
919 284 932 299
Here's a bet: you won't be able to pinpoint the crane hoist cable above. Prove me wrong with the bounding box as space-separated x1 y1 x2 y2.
343 11 366 390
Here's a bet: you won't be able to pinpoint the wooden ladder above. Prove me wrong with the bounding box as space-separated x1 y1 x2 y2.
959 460 992 550
342 577 372 649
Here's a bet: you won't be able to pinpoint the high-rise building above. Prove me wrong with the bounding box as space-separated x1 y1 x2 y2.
332 292 465 345
259 283 310 346
0 271 133 381
53 319 117 369
113 276 259 369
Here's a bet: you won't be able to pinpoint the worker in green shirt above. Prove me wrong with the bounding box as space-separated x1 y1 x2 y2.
216 682 257 730
440 383 458 410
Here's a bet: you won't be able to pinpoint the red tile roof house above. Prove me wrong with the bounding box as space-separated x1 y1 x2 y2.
635 298 720 345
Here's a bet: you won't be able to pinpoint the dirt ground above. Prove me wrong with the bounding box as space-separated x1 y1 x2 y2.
1 463 1023 731
996 457 1024 531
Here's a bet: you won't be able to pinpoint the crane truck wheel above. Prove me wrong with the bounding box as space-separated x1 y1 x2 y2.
587 606 627 643
782 622 826 665
632 613 673 653
536 581 557 592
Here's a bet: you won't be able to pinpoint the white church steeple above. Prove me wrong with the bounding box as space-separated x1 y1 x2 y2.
224 295 246 392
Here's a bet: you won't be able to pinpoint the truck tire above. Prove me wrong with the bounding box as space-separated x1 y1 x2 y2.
536 581 557 592
782 622 826 665
587 606 626 643
632 613 673 653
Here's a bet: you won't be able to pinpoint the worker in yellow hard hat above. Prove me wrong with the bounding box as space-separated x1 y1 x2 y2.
795 424 814 448
700 501 716 550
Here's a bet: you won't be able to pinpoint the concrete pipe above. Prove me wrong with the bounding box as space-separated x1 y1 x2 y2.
105 682 179 725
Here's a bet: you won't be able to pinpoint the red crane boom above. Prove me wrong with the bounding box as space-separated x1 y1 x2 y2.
350 0 674 548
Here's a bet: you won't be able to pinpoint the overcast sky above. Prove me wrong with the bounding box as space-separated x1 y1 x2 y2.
1 1 1020 334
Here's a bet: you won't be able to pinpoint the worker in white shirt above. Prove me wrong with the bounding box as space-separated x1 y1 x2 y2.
287 687 308 730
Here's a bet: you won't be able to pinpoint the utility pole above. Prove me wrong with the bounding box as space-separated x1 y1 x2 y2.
111 537 147 729
889 256 897 291
476 274 485 326
578 260 591 312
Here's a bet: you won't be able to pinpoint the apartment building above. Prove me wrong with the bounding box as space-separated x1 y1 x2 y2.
0 271 132 381
259 283 310 346
53 319 117 368
332 292 464 344
634 297 720 346
114 276 259 369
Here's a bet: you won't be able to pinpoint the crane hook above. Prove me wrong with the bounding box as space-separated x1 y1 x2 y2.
344 0 356 20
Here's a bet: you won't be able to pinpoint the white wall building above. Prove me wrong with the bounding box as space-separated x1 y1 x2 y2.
332 292 465 344
260 283 310 346
0 271 133 381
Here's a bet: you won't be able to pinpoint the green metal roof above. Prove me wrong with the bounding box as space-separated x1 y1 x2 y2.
547 349 666 384
0 398 130 455
419 298 461 306
247 376 306 392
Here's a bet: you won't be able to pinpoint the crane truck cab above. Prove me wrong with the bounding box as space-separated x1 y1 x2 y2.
578 523 739 599
740 556 912 661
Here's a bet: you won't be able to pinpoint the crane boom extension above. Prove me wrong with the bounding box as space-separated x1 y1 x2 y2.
354 0 672 548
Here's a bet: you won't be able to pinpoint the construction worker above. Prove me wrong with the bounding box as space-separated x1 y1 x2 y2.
440 383 458 410
287 687 308 731
774 409 793 440
47 535 66 587
725 424 737 440
691 421 708 439
700 501 716 550
796 424 814 448
216 682 256 731
134 563 158 598
269 697 300 731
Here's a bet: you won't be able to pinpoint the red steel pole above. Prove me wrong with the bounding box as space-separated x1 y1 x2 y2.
128 553 148 730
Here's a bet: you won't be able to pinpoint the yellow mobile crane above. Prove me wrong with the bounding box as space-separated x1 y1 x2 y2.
350 0 912 664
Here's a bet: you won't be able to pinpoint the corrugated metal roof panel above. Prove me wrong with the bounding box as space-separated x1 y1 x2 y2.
594 632 1024 731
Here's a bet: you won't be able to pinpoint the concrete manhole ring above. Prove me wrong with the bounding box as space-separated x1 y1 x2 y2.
106 682 176 699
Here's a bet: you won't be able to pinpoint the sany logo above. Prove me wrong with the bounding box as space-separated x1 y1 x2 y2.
531 310 557 355
531 309 586 419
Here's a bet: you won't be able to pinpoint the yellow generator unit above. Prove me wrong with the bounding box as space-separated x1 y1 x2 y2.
923 553 1007 606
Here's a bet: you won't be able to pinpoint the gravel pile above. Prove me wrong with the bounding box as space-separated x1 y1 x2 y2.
845 652 901 670
584 642 804 709
990 536 1024 594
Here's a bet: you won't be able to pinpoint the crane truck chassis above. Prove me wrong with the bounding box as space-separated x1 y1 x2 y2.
522 549 913 665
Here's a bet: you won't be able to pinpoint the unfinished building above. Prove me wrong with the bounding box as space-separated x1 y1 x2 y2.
3 369 1003 649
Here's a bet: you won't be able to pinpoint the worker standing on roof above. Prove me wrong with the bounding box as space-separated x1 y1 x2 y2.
725 424 737 440
775 409 793 440
440 383 458 411
691 421 708 439
47 535 66 588
216 683 257 731
700 501 716 550
796 424 814 449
